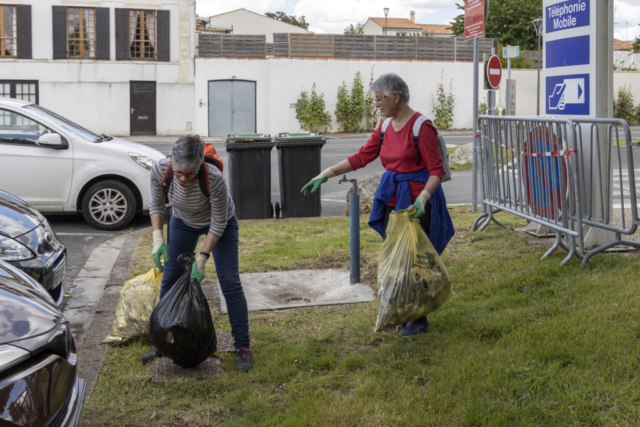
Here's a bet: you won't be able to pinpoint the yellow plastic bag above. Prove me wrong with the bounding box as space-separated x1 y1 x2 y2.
375 207 452 332
103 268 162 345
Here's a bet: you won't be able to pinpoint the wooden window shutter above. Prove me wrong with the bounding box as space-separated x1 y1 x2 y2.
95 8 110 60
52 6 67 59
156 10 170 62
17 5 32 59
115 8 129 60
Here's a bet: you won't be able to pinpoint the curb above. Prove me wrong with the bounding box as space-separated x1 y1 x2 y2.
64 228 148 400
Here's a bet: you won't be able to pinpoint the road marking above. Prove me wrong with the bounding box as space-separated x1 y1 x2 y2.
56 232 114 236
321 199 347 203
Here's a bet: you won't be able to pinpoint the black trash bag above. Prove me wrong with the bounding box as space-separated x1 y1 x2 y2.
149 252 217 367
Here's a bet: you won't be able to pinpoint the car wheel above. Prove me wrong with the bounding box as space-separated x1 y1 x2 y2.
81 180 137 230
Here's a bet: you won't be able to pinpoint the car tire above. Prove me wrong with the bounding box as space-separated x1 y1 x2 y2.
81 180 137 231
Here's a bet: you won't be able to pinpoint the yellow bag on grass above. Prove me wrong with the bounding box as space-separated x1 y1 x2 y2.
103 268 162 345
375 207 452 332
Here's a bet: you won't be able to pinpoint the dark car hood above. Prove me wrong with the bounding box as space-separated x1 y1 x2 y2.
0 263 60 345
0 191 43 238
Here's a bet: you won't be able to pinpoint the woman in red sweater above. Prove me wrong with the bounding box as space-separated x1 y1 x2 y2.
301 73 454 336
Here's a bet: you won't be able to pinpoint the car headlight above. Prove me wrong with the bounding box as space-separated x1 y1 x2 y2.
0 345 30 373
0 235 33 261
129 153 155 170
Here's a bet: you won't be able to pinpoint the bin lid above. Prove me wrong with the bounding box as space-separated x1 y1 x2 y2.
275 132 326 147
275 132 323 141
227 133 272 142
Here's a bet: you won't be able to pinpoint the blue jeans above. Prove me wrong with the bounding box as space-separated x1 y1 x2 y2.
160 216 250 349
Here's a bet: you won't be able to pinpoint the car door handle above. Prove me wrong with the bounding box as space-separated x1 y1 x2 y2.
131 108 135 114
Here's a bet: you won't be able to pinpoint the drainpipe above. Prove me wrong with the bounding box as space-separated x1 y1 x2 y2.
339 175 360 284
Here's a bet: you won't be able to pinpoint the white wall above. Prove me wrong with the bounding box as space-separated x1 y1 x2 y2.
196 57 640 136
207 9 309 43
363 20 383 36
195 58 489 136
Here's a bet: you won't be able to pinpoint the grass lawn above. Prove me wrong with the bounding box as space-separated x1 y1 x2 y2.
85 207 640 426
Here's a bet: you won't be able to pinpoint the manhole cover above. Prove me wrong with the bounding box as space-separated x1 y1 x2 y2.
152 357 221 382
284 297 311 304
216 331 235 352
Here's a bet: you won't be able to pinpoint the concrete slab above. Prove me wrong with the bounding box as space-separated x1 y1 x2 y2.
219 269 375 313
76 235 128 278
64 277 109 309
152 357 222 382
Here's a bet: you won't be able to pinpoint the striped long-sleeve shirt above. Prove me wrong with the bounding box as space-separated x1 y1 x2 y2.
149 158 235 237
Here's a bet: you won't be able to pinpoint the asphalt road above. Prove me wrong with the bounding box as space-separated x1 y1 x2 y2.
140 137 476 218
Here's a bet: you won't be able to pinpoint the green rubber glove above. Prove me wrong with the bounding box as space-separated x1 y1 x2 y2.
152 242 169 272
191 258 205 282
411 199 425 219
301 177 328 196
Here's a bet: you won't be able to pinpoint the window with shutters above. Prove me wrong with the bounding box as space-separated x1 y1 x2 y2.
129 10 156 60
0 5 17 58
67 7 96 58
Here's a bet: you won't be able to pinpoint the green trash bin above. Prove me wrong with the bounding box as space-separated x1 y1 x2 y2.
225 133 275 220
275 132 327 218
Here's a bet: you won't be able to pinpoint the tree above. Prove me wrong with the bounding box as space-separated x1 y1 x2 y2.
265 11 309 30
344 23 364 35
450 0 542 50
633 35 640 54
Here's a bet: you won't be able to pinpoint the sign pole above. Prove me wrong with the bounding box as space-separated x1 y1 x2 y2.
472 37 479 212
466 0 486 213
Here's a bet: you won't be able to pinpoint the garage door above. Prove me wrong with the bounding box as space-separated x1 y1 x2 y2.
208 80 256 136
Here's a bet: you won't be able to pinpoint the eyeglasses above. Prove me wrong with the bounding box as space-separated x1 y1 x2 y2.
375 95 389 103
173 169 198 177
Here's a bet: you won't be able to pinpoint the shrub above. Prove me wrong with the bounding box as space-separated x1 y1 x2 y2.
363 67 382 131
431 72 455 129
295 84 332 133
335 72 367 133
613 84 635 125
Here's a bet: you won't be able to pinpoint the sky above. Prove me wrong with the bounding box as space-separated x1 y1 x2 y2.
197 0 640 42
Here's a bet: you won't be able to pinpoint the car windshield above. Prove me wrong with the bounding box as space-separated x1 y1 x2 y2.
23 105 100 141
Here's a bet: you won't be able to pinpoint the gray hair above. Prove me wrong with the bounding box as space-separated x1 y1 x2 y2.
171 134 204 171
370 73 410 104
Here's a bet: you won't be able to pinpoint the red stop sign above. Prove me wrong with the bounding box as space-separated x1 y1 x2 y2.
486 55 502 89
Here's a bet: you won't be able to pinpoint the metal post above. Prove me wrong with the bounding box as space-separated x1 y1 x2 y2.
340 175 360 284
349 184 360 284
537 33 541 115
472 37 480 212
532 18 543 116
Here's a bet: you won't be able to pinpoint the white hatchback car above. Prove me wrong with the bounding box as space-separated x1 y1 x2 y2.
0 98 165 230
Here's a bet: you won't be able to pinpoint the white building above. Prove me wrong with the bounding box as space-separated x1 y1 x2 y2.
0 0 195 136
363 11 454 37
204 8 310 43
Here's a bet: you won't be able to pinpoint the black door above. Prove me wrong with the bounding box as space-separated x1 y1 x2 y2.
130 81 156 135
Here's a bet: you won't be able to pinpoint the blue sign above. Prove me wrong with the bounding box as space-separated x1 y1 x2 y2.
546 74 589 115
546 35 589 68
546 0 590 34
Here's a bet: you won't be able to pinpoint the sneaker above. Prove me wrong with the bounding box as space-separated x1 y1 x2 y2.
140 346 162 364
235 348 254 372
399 316 429 336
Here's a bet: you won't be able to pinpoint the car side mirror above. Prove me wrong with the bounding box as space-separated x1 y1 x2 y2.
38 133 63 147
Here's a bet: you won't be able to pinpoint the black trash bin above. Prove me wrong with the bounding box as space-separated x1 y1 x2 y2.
225 133 275 220
275 132 327 218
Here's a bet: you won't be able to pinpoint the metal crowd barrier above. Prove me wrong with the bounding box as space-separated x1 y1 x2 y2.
572 118 640 266
471 116 584 266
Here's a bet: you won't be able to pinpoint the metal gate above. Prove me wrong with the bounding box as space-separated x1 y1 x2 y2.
208 80 256 137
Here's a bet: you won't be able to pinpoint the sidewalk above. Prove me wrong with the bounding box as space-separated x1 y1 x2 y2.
117 124 640 144
120 128 478 144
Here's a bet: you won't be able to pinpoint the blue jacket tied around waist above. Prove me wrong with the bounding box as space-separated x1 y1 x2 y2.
368 169 455 255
